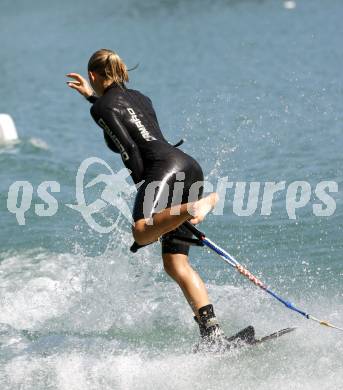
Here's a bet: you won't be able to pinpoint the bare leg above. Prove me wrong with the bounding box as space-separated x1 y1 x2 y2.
162 253 210 315
133 193 218 245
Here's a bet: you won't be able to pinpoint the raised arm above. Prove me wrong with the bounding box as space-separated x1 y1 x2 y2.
66 72 144 183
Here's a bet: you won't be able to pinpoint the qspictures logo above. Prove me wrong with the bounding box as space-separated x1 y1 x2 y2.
6 157 137 234
5 156 339 233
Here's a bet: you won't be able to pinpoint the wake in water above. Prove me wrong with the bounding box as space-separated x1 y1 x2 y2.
0 228 342 390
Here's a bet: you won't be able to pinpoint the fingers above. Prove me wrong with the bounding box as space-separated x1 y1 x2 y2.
66 73 93 97
67 81 81 86
66 73 85 83
66 82 82 92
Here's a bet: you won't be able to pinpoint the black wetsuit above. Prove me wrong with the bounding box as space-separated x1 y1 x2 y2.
88 83 203 255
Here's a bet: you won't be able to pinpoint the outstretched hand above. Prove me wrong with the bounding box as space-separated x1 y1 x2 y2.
66 73 94 98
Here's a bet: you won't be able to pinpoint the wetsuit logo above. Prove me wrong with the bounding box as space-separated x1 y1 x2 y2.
98 118 129 161
127 108 156 142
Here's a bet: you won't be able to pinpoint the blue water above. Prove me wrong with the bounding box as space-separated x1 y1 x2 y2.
1 0 343 389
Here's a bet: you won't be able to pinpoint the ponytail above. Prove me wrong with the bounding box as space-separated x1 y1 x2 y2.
88 49 129 85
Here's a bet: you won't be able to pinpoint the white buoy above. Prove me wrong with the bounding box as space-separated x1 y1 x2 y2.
283 1 296 9
0 114 18 145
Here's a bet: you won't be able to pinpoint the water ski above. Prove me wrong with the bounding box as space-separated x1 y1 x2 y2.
252 326 296 345
194 325 296 353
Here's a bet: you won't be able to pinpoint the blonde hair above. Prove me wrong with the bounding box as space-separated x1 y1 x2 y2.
88 49 129 86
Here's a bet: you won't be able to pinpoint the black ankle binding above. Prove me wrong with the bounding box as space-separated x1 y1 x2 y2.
196 304 222 337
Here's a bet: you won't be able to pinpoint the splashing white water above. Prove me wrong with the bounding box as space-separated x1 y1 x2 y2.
0 232 342 389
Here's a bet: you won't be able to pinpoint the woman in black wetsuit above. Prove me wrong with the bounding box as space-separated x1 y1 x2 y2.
66 49 226 348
